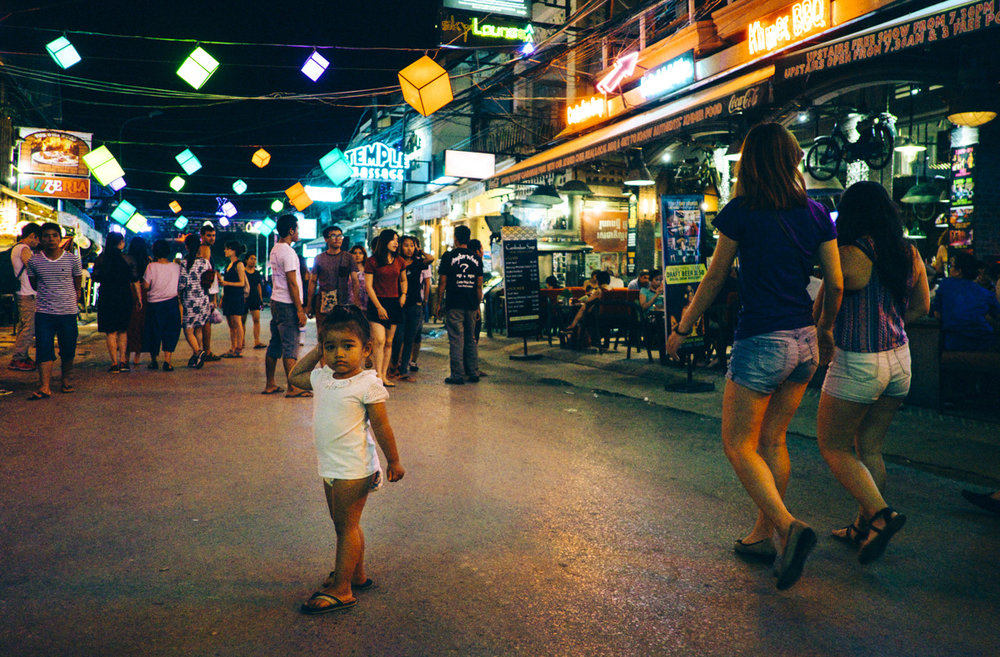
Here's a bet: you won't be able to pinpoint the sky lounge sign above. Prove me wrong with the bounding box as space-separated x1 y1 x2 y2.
346 142 409 182
747 0 828 57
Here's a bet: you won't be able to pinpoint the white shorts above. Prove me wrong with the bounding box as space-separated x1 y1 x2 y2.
821 344 911 404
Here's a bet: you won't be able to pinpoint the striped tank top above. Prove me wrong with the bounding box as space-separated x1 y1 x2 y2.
833 237 910 353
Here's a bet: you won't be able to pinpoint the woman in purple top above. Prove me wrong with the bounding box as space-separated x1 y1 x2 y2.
667 123 844 590
814 182 929 564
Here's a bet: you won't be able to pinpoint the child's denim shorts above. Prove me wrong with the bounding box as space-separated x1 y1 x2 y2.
727 326 819 394
821 344 911 404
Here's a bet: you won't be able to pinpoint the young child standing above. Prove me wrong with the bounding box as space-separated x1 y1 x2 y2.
289 305 405 615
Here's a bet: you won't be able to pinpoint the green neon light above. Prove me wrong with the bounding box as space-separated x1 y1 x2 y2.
471 18 533 44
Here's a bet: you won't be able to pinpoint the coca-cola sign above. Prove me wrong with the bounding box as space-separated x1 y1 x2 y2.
728 87 761 114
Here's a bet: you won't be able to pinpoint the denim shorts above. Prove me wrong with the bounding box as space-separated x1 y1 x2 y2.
821 344 911 404
266 301 300 360
34 312 78 363
728 326 819 394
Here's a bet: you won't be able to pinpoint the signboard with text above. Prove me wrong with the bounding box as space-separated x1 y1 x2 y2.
661 195 707 352
345 142 409 182
440 10 534 47
442 0 530 19
17 128 93 201
581 208 628 253
501 226 541 338
746 0 828 58
949 146 975 249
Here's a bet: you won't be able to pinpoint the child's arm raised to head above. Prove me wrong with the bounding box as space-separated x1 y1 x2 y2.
366 402 405 482
288 345 321 390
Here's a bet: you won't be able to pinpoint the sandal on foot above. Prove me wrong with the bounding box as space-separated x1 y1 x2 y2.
776 520 817 590
300 592 356 615
27 391 51 401
734 538 777 561
60 384 75 394
858 507 906 565
831 518 869 546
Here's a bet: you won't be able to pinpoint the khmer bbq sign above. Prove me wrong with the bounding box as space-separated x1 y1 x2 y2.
747 0 828 57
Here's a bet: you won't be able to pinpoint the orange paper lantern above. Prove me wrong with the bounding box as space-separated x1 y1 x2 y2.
398 56 453 117
285 182 312 211
252 148 271 168
169 200 182 213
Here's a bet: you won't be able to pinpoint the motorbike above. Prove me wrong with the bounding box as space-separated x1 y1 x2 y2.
805 112 897 181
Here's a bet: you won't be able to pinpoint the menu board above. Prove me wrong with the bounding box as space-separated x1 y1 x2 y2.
501 226 541 338
661 195 707 352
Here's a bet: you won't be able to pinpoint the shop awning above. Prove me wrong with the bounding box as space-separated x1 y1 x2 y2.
491 67 774 187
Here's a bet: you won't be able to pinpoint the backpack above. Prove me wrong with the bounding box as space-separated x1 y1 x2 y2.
0 246 27 295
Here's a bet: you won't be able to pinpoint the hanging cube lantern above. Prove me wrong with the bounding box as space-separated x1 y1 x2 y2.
175 149 202 174
46 36 82 69
126 212 149 233
169 176 186 192
252 148 271 168
319 148 354 185
220 200 238 218
219 216 230 227
174 215 189 230
82 146 125 187
285 182 312 211
232 179 247 195
108 177 127 192
169 200 182 213
111 200 137 225
177 46 219 90
270 199 284 213
398 56 453 117
301 51 330 82
261 218 277 234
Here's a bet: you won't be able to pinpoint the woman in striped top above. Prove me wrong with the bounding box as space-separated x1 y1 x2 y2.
813 182 930 564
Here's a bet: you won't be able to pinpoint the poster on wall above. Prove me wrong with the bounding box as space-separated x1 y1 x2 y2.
661 195 707 352
949 146 975 252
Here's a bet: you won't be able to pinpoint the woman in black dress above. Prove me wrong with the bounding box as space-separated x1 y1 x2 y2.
124 237 151 370
93 232 140 372
241 253 265 349
220 240 248 357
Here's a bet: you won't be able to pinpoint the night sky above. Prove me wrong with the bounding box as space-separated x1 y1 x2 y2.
2 0 441 218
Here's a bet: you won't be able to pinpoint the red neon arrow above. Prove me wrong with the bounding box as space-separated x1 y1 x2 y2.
596 52 639 95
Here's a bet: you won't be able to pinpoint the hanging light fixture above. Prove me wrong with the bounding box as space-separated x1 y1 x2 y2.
623 150 655 186
947 89 997 127
82 146 125 187
558 179 594 196
270 200 285 213
398 56 453 117
45 36 82 69
285 182 313 211
485 185 514 199
526 184 562 206
175 149 202 175
169 176 186 192
110 200 136 225
319 148 355 185
232 180 247 195
252 148 271 168
169 201 182 213
301 51 330 82
174 215 189 230
108 177 127 192
896 85 927 154
177 46 219 90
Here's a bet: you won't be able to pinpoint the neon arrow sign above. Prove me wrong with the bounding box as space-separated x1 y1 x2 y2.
596 52 639 95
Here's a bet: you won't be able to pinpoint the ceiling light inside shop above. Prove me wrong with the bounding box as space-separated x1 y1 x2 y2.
623 150 654 186
558 180 594 196
894 137 926 155
527 184 563 205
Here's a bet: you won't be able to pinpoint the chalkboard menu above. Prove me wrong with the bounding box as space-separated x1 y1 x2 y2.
501 226 541 338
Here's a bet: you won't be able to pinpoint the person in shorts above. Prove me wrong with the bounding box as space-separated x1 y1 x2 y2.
667 123 844 590
262 215 311 398
816 182 930 564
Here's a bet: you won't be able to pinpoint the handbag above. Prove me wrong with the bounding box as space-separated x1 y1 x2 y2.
319 290 339 314
209 307 224 324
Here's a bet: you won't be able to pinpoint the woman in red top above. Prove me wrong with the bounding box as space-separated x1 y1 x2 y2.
364 229 407 386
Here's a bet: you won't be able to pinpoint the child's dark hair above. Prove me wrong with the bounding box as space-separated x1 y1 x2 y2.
319 305 371 344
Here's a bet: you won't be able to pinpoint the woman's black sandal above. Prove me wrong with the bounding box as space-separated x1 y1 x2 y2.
831 518 868 546
858 507 906 564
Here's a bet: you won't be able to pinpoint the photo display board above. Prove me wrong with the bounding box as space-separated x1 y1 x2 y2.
501 226 541 338
661 195 708 353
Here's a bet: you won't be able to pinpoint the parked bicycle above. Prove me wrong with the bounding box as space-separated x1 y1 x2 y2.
805 112 896 181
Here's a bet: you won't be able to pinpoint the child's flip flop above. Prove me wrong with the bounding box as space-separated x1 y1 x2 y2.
300 592 356 615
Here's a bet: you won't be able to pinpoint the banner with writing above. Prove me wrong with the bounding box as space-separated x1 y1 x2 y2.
661 196 707 352
501 226 541 338
778 0 998 81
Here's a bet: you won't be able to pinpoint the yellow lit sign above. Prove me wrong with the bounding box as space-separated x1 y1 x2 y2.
567 96 606 126
748 0 828 56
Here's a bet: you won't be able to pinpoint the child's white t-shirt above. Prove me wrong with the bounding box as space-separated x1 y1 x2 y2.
310 367 388 480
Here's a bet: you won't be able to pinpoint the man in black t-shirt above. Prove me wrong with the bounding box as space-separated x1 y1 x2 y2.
437 225 483 384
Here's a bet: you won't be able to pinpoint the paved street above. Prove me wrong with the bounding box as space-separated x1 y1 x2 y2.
2 321 999 657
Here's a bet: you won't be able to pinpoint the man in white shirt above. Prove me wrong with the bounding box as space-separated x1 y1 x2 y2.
606 267 625 289
9 224 41 371
262 215 310 397
627 270 650 291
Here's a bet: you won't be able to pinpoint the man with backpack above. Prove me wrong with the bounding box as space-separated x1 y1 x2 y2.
4 224 41 371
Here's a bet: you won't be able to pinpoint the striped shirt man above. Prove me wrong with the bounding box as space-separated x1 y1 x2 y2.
27 250 82 315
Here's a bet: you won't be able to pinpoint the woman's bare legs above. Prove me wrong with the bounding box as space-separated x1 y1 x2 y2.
723 380 812 547
183 326 203 355
740 379 811 545
370 322 386 377
381 324 397 381
104 332 120 366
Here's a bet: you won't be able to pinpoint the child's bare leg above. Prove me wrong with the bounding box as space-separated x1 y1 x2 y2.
314 477 370 605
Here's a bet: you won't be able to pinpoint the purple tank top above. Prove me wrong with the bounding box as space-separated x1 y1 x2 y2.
834 237 910 353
